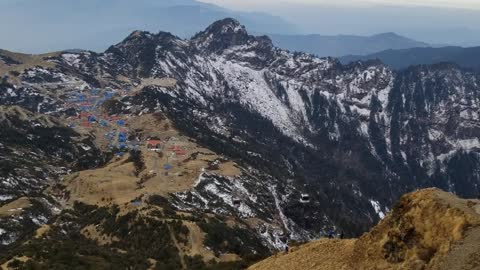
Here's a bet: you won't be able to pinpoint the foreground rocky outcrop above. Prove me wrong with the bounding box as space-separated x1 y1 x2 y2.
249 188 480 270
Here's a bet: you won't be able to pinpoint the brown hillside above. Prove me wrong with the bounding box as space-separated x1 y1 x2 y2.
249 188 480 270
0 49 58 76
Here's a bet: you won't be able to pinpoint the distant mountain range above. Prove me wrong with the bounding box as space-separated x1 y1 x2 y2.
340 46 480 70
0 0 296 53
269 32 429 57
3 0 454 60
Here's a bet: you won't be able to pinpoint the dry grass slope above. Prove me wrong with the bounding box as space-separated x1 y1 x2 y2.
0 197 31 217
63 114 241 207
249 188 480 270
0 49 59 85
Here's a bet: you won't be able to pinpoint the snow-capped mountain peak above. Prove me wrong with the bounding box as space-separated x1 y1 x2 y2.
1 19 479 257
192 18 273 55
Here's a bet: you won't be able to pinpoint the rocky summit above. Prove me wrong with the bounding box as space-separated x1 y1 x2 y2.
0 18 479 269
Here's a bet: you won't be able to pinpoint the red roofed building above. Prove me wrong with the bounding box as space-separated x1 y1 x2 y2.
174 149 187 156
168 145 187 156
108 115 121 121
147 140 162 150
80 120 91 127
79 111 90 119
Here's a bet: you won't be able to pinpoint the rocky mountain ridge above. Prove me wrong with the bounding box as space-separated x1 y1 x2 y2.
99 18 480 230
270 32 429 58
0 18 479 269
341 46 480 71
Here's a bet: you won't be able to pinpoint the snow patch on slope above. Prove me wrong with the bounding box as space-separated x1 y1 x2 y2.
370 200 386 219
210 57 305 143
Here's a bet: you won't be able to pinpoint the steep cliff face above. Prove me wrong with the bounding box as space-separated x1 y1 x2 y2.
0 19 479 257
389 64 480 197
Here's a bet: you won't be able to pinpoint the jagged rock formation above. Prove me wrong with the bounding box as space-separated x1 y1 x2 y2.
249 188 480 270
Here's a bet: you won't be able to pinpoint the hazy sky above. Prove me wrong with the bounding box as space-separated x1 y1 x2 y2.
2 0 480 53
200 0 480 10
199 0 480 46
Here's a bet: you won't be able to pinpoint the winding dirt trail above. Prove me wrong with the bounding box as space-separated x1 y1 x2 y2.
184 222 216 262
167 224 187 270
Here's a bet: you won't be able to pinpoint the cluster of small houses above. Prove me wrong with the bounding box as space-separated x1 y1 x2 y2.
70 112 127 129
61 88 315 211
145 140 187 166
65 88 125 127
65 88 115 112
63 88 135 156
64 89 190 162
